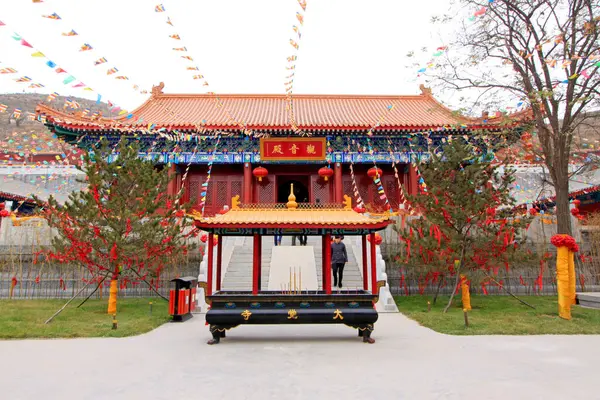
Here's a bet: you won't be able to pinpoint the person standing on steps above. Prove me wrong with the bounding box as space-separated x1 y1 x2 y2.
331 235 348 289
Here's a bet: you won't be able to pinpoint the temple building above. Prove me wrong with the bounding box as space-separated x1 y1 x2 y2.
36 84 517 216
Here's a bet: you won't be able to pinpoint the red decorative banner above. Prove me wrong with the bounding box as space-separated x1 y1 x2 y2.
260 138 326 161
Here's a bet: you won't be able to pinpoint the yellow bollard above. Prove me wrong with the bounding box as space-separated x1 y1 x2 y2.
555 246 571 320
551 234 579 320
107 279 118 315
461 274 471 311
568 250 576 306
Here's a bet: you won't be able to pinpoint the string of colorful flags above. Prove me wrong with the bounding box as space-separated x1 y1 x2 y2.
199 135 221 217
154 4 255 138
284 0 308 135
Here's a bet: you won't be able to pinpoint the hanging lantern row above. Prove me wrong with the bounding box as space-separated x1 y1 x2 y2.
367 167 383 180
318 166 334 181
253 166 268 182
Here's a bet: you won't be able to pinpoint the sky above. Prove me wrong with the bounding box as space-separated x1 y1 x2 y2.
0 0 452 111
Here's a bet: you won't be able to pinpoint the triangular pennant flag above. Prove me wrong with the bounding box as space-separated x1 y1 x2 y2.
46 60 56 68
20 39 33 48
31 51 45 57
55 67 67 74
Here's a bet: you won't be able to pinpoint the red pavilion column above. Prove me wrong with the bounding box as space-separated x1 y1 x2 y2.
243 162 252 203
334 162 343 203
369 232 377 294
408 164 418 196
324 233 332 294
362 235 368 290
252 234 261 295
321 235 326 290
207 233 214 296
216 235 222 291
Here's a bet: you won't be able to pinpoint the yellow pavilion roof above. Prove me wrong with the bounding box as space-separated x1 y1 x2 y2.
190 195 391 230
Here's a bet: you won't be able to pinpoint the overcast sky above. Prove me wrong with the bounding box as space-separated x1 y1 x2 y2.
0 0 452 110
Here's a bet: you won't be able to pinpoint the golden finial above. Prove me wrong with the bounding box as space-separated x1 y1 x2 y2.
286 183 298 210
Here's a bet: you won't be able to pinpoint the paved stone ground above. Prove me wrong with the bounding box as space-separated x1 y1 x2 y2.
1 312 599 400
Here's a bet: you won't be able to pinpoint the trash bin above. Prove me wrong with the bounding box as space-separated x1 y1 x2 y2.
169 276 198 321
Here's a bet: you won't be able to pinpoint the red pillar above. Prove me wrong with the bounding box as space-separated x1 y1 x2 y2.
334 162 343 203
321 235 326 291
207 233 214 296
167 164 177 196
324 233 332 294
216 236 222 291
252 234 261 295
369 232 377 294
362 235 368 290
257 235 262 290
408 164 418 196
243 162 252 203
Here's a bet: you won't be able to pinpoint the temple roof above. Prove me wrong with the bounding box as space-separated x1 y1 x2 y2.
36 84 524 133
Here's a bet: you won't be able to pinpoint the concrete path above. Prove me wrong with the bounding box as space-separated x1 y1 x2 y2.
1 313 599 399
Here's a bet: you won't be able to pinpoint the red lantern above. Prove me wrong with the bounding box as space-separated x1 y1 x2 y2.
354 206 366 214
318 166 334 182
0 210 10 218
528 208 538 216
253 166 268 182
367 167 383 180
571 208 580 216
367 233 383 246
572 199 581 208
200 233 208 243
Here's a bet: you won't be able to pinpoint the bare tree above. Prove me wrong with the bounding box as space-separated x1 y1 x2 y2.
430 0 599 235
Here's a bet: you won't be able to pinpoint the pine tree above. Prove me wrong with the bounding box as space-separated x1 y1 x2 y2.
36 138 196 314
397 139 531 312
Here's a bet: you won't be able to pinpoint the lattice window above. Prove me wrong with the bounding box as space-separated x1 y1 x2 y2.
189 180 200 206
312 176 330 203
258 179 275 203
215 180 228 211
386 178 400 210
357 176 371 206
343 180 354 205
230 180 242 203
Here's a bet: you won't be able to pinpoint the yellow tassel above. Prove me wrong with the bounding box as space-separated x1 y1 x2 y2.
107 279 118 315
568 250 576 306
556 246 571 320
461 274 471 311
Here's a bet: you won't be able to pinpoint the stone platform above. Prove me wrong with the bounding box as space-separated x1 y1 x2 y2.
577 292 600 309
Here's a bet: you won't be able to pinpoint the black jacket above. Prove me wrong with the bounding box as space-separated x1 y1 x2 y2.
331 242 348 264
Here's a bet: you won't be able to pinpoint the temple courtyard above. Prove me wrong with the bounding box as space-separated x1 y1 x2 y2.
1 312 598 399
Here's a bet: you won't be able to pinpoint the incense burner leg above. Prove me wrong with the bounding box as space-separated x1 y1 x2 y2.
207 325 222 345
362 324 375 344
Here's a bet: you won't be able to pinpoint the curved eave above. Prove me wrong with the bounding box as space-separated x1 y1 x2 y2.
193 219 391 231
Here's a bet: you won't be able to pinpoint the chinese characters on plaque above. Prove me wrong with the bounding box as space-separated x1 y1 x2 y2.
260 138 326 161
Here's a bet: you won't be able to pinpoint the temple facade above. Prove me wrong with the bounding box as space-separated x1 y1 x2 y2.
36 84 515 216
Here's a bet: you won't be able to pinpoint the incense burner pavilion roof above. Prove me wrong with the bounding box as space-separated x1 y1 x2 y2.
36 84 527 134
191 196 391 233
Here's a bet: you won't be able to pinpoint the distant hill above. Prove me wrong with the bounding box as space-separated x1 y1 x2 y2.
0 93 110 155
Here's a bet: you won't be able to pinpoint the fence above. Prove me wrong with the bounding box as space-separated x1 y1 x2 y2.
380 214 600 296
0 246 201 300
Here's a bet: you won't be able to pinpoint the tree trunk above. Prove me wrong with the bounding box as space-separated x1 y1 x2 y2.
555 183 572 236
107 266 119 315
432 274 444 305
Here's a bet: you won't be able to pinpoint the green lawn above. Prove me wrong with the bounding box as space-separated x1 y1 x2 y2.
0 298 170 339
395 295 600 335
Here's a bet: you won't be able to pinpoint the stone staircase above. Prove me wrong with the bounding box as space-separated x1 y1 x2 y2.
312 237 364 290
221 236 364 291
221 236 273 291
577 293 600 309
